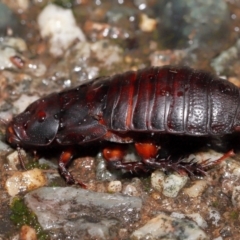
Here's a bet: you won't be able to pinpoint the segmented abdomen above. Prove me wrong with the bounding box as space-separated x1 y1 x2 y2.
102 66 240 135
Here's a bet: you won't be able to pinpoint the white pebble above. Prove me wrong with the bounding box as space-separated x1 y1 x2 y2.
122 184 139 196
131 213 208 240
6 149 26 171
0 38 27 71
171 212 208 229
37 4 86 57
170 212 185 219
0 47 19 70
186 213 208 229
139 13 157 32
151 170 165 192
107 181 122 193
213 237 223 240
3 37 27 52
5 168 47 196
151 171 188 197
17 0 29 10
163 173 188 198
208 208 221 226
184 180 208 198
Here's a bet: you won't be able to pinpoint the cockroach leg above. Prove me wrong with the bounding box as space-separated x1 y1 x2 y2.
102 144 147 172
134 142 164 170
59 148 87 188
17 146 27 170
200 149 235 170
134 142 160 160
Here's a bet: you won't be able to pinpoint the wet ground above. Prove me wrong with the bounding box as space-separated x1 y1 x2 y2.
1 0 240 239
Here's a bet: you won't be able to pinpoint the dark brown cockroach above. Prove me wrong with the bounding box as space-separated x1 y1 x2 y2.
6 66 238 186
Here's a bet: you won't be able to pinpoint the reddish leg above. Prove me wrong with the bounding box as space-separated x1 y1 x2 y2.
135 144 235 175
59 148 87 188
17 147 27 170
134 142 169 170
137 147 235 176
135 142 198 175
199 149 235 170
103 141 235 176
168 149 236 176
134 142 160 163
102 144 147 172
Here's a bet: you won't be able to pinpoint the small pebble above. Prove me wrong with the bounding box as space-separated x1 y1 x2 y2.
151 170 165 192
186 213 208 229
213 237 223 240
3 37 27 52
184 180 208 198
122 184 139 196
139 13 157 32
107 180 122 193
20 225 37 240
5 168 47 196
163 173 188 198
37 4 86 57
131 212 208 240
6 149 26 171
208 208 221 226
151 171 188 197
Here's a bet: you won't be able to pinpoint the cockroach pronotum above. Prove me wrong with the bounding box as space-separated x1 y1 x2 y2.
5 66 237 186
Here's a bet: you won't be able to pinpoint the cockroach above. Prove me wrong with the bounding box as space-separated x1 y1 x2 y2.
6 66 238 186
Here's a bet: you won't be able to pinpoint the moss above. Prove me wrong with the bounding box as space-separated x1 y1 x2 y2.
211 201 219 208
25 161 49 170
52 0 75 8
10 197 50 240
230 211 239 220
141 176 152 192
48 181 61 187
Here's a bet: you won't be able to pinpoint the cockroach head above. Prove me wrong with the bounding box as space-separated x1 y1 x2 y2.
6 93 60 148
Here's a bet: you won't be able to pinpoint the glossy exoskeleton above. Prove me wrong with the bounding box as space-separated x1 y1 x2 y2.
6 66 239 186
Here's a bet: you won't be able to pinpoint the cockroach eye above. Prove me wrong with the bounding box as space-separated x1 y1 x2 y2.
37 110 46 122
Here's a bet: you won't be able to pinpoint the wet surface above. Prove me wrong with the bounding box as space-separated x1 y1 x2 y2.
1 0 240 239
25 187 142 239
